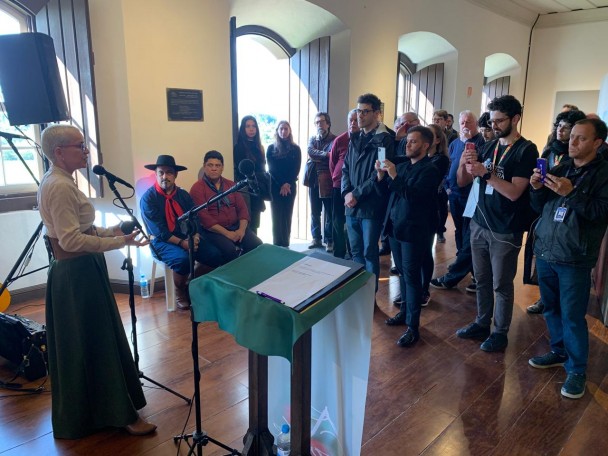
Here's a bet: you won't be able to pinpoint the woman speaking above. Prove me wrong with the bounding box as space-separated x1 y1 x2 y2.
37 124 156 439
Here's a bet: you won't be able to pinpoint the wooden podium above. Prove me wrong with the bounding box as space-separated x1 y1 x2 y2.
189 244 374 455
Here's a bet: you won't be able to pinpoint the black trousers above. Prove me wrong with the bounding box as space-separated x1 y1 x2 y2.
270 186 297 247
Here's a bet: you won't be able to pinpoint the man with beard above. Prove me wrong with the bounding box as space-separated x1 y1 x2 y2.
304 112 337 251
141 155 222 310
379 126 440 347
455 95 538 352
526 108 586 314
433 109 458 145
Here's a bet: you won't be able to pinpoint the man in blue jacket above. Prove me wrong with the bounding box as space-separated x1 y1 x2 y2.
528 118 608 399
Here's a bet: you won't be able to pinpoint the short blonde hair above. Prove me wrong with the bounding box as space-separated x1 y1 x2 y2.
40 124 81 163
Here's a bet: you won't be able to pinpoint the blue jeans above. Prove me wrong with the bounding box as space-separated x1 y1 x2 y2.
309 186 332 243
448 192 468 252
440 217 473 286
346 216 381 289
537 258 592 375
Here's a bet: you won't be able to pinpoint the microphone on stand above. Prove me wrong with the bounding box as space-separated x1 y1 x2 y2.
119 220 137 234
237 159 259 195
92 165 134 189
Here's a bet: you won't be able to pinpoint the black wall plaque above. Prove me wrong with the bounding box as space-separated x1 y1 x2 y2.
166 88 203 121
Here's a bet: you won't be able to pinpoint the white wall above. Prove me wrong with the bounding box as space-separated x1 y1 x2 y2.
11 0 607 295
522 19 608 149
310 0 531 119
87 0 234 280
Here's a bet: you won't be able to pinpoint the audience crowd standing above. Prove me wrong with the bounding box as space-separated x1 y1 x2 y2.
137 93 606 401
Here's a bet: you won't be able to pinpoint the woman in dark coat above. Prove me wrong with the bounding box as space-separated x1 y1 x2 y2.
234 115 266 233
266 120 301 246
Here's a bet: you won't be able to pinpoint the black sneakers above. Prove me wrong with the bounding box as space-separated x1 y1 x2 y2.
529 352 567 369
456 322 490 340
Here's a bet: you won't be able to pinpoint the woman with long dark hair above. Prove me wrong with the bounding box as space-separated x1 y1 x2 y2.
234 115 266 233
266 120 301 247
428 123 450 245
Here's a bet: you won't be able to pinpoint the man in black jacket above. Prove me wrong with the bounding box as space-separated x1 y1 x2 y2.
379 126 440 347
528 118 608 399
342 93 394 289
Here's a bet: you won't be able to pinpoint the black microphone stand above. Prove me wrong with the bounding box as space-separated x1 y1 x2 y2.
106 178 191 405
173 179 250 456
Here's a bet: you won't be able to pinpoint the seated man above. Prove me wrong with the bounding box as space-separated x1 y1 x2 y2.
190 150 262 263
140 155 222 310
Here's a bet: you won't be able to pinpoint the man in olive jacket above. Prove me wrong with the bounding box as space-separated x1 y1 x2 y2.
528 118 608 400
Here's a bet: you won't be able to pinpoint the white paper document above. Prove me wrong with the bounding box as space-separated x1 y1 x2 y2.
250 256 351 308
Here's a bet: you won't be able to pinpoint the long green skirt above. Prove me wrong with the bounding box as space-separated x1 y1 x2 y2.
46 253 146 439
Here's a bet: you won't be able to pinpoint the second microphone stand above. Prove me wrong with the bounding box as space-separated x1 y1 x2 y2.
107 179 191 405
173 179 250 456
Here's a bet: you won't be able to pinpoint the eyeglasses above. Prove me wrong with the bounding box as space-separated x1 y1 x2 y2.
356 109 375 116
488 117 510 125
60 142 88 152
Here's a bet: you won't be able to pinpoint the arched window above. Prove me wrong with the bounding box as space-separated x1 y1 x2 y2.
396 51 444 126
482 76 510 112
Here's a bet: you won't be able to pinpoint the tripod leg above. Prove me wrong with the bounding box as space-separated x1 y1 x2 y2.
140 374 191 404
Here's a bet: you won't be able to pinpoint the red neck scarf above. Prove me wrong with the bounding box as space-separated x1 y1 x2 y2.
154 182 183 232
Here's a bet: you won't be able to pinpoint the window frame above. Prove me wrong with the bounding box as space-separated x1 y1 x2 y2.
0 0 43 206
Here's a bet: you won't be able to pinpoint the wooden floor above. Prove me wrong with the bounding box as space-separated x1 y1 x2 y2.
1 233 608 456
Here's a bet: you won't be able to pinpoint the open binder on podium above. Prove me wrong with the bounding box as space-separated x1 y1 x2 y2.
249 252 364 313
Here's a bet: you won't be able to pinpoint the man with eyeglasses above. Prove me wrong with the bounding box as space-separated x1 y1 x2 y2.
455 95 538 352
342 93 394 290
304 112 337 251
432 109 458 145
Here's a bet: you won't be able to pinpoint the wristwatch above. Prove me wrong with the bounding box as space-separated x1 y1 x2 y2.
481 171 492 181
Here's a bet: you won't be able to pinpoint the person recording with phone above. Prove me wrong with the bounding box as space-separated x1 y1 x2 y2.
527 118 608 399
37 124 156 438
455 95 538 353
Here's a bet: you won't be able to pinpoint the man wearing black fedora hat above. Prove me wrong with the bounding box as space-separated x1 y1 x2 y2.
140 155 222 309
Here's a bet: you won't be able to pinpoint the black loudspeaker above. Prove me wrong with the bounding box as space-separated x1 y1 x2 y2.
0 32 69 126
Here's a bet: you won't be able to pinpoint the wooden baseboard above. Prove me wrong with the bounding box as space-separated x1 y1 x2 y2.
9 278 165 304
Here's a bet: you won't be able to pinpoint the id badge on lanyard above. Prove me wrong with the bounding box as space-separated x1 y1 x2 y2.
554 206 567 222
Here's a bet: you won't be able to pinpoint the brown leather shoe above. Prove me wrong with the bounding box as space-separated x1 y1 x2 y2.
172 271 191 310
125 416 157 436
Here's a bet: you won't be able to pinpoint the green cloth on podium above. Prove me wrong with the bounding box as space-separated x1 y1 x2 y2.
189 244 372 361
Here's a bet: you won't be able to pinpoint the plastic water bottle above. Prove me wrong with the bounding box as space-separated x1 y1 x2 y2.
140 274 149 298
276 424 290 456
